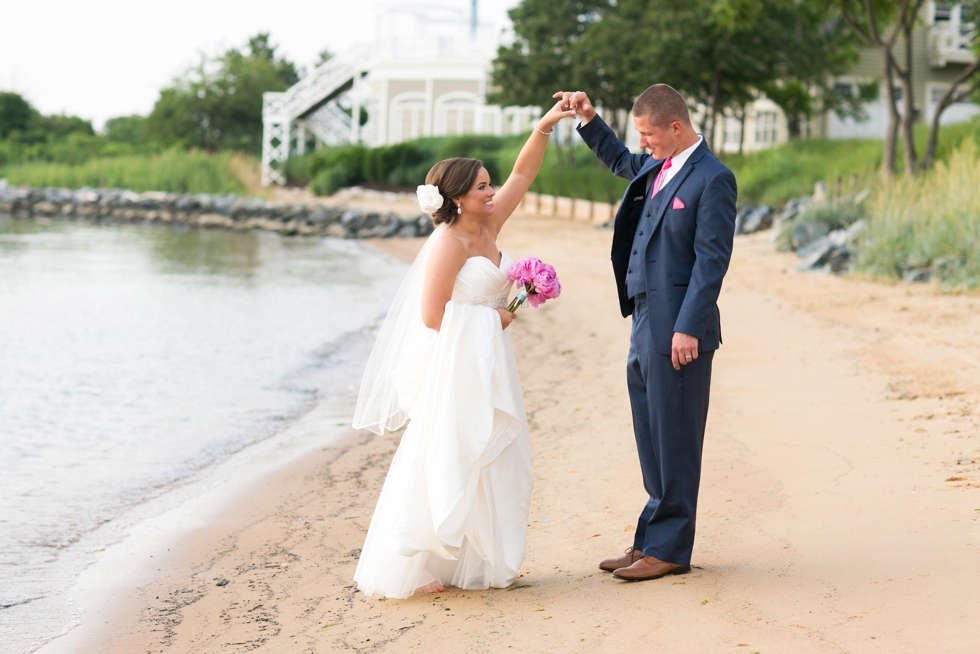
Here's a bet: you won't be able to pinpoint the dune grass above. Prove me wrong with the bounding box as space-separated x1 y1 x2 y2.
857 141 980 289
0 150 253 195
724 117 980 206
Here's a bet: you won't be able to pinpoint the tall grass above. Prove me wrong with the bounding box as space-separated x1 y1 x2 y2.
724 117 980 207
0 150 249 194
857 141 980 289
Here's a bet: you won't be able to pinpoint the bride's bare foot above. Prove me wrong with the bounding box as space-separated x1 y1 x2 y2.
415 581 445 594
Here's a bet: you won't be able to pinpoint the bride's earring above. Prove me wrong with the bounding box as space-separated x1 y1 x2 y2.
457 204 462 215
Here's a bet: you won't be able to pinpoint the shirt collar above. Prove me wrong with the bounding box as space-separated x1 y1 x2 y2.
666 134 703 171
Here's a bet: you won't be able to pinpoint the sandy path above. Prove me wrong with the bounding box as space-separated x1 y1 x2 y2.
64 215 979 653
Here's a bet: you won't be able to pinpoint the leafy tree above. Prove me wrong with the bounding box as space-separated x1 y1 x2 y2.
147 33 299 153
837 0 926 178
104 115 153 146
572 0 655 139
636 0 861 147
490 0 604 107
0 92 34 139
489 0 606 164
494 0 862 152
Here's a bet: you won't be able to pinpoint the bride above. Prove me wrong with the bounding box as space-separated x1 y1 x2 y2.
352 100 574 597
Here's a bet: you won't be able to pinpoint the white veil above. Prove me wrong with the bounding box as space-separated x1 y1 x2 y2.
352 223 447 434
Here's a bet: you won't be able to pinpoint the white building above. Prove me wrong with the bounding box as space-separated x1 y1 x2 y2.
261 3 540 186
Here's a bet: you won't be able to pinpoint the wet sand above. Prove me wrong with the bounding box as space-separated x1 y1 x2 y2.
45 213 980 653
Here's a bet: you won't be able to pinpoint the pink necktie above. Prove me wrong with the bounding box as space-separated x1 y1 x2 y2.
651 157 673 198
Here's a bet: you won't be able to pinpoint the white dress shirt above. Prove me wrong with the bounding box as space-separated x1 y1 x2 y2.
659 135 703 188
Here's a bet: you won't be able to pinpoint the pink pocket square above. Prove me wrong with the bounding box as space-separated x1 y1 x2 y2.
672 197 686 210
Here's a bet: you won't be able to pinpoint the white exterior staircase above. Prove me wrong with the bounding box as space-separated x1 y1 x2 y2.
261 45 368 185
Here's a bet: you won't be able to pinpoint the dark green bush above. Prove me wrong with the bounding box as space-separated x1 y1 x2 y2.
310 165 350 197
436 135 505 160
309 145 367 184
529 167 628 203
386 161 433 188
362 142 425 183
283 153 313 185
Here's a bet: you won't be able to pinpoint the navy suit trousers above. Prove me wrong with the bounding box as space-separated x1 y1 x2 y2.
627 294 713 564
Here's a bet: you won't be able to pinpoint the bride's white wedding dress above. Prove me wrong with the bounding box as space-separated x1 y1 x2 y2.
352 225 533 598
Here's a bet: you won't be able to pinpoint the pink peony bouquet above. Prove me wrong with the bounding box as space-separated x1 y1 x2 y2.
505 257 562 312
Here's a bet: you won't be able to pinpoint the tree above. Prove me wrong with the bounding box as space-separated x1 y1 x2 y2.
147 33 299 153
0 92 34 139
638 0 861 147
489 0 608 162
493 0 862 150
838 0 926 178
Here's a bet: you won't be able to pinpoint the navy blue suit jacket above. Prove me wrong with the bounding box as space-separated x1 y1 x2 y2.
578 115 737 355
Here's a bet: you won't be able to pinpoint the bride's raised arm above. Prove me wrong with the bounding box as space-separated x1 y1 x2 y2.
487 100 576 235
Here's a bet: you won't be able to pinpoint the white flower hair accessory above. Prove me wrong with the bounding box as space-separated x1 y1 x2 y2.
416 184 444 215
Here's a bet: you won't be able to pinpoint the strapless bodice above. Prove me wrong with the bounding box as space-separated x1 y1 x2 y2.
452 252 513 309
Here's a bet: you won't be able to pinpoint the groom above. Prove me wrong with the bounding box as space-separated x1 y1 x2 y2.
557 85 736 580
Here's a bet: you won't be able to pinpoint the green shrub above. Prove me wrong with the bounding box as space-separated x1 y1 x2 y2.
529 166 628 203
310 165 350 197
362 142 425 183
283 153 314 185
309 145 367 184
386 161 433 188
436 135 505 160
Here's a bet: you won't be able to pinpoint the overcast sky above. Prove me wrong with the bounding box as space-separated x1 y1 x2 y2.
1 0 519 129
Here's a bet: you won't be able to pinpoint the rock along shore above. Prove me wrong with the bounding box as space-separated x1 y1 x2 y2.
0 183 434 239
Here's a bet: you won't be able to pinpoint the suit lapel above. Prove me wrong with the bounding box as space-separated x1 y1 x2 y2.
646 141 708 237
614 157 666 241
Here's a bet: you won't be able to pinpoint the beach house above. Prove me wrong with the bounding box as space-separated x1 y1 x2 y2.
261 2 540 186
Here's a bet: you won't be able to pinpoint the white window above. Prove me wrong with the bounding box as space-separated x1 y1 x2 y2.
931 85 975 104
444 103 475 135
755 111 778 145
389 94 427 143
723 115 742 149
434 94 480 137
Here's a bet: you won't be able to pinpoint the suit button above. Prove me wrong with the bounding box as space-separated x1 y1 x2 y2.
632 250 637 255
639 231 644 236
628 268 632 274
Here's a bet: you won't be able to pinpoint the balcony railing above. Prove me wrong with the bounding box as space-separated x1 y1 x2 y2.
929 5 976 67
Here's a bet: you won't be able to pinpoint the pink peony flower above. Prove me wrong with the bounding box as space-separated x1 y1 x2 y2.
506 257 561 311
507 257 544 285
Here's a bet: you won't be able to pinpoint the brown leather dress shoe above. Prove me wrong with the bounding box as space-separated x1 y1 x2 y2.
613 555 691 581
598 547 644 572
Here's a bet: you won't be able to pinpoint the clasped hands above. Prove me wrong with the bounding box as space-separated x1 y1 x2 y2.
552 91 597 125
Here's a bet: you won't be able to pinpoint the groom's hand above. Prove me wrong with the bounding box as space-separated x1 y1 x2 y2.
553 91 596 125
671 332 699 370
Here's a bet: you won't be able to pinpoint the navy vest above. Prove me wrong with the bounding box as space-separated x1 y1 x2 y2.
625 170 679 299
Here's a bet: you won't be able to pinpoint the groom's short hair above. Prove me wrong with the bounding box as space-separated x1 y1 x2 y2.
632 84 692 129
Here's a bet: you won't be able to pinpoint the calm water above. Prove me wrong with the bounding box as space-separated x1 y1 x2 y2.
0 216 405 652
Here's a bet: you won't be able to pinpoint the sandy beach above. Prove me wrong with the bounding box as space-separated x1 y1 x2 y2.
42 212 980 653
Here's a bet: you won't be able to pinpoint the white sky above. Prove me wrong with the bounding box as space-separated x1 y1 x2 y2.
0 0 519 129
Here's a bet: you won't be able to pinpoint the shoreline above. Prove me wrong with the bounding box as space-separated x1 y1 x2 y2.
35 213 980 652
14 231 409 654
0 184 433 240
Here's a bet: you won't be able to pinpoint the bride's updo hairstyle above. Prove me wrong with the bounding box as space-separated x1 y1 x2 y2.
425 157 485 226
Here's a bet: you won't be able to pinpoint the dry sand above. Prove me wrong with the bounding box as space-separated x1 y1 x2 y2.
49 213 980 653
